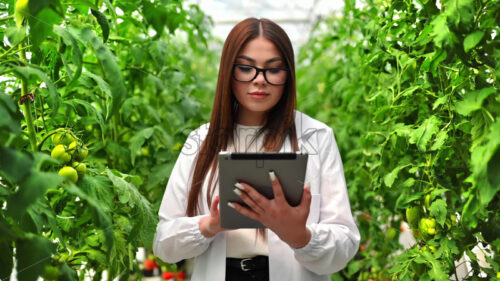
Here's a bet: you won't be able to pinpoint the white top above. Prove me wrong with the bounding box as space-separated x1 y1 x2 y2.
153 110 360 281
226 123 269 258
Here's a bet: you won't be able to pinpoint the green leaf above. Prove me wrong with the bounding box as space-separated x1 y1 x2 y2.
80 71 112 97
346 260 360 277
431 15 458 48
53 26 83 86
63 99 105 134
463 31 485 52
429 199 447 226
462 195 479 230
474 120 500 205
429 258 449 280
430 130 448 151
27 198 67 248
147 162 174 189
487 147 500 190
445 0 475 30
58 263 78 281
384 164 410 188
81 28 127 120
432 95 448 110
148 41 168 68
456 88 496 116
7 171 63 220
64 184 114 254
27 5 62 48
0 239 13 281
105 169 157 247
142 1 168 36
129 127 155 165
90 9 110 43
16 235 56 281
429 188 449 199
0 147 33 183
12 65 60 116
5 26 27 47
410 116 440 152
396 191 425 209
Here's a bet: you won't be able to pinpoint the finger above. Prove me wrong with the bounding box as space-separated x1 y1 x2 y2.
233 184 265 214
210 196 220 217
236 182 267 212
228 201 260 221
269 170 285 202
299 182 312 208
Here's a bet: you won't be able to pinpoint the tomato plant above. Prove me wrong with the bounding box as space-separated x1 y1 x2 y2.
0 0 216 280
297 0 499 279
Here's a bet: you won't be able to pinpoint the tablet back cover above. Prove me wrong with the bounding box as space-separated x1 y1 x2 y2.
218 152 308 229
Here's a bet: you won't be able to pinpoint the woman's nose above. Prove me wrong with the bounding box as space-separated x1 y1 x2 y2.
253 71 266 84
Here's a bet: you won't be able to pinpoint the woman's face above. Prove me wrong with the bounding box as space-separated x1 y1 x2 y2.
231 37 286 126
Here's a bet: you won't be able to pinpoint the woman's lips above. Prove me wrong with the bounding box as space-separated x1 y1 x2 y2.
249 92 269 99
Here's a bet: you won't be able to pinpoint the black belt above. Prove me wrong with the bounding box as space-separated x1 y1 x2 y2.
226 256 269 272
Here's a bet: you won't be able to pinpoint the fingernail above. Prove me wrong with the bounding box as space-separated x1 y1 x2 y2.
234 182 245 190
306 182 311 188
269 171 276 181
228 202 235 209
233 188 242 196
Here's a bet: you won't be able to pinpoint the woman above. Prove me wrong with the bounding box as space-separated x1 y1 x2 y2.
153 18 360 281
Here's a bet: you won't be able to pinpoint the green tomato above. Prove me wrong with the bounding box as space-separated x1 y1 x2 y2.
425 194 431 209
59 166 78 183
77 147 89 161
419 218 437 237
51 132 76 146
68 141 78 154
64 153 71 163
406 206 421 229
51 145 71 163
72 162 87 177
63 133 76 146
386 227 397 240
51 133 63 146
43 265 59 281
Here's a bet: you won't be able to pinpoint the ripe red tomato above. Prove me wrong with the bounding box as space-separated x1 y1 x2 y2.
162 271 175 280
144 258 158 270
177 271 186 278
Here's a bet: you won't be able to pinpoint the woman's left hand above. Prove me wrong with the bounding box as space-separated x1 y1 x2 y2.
229 171 312 248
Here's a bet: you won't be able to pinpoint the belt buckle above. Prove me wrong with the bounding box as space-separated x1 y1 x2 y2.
240 258 252 272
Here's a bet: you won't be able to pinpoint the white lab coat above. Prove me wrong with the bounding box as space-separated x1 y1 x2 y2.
153 110 360 281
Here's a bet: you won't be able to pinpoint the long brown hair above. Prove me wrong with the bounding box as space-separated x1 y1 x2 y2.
186 18 299 218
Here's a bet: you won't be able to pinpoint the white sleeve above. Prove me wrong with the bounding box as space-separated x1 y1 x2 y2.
153 130 214 263
293 127 360 275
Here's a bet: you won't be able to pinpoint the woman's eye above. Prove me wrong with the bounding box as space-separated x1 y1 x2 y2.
268 68 281 74
237 66 253 72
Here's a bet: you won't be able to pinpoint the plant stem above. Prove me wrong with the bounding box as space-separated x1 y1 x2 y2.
128 244 133 271
19 45 38 151
40 96 48 133
0 15 14 22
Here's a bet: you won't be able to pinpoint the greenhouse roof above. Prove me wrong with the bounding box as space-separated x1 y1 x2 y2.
190 0 344 52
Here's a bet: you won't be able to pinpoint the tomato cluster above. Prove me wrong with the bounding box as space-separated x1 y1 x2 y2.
50 130 89 183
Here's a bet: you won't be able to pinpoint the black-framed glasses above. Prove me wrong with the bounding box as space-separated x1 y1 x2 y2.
232 64 289 86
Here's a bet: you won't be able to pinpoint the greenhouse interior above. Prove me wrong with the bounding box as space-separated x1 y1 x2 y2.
0 0 498 280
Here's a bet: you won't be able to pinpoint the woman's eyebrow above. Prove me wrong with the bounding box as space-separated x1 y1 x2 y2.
236 55 283 64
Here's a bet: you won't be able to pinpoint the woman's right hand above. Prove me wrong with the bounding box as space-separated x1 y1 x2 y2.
199 195 227 238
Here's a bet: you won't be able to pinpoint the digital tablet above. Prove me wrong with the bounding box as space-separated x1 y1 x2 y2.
218 152 308 229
